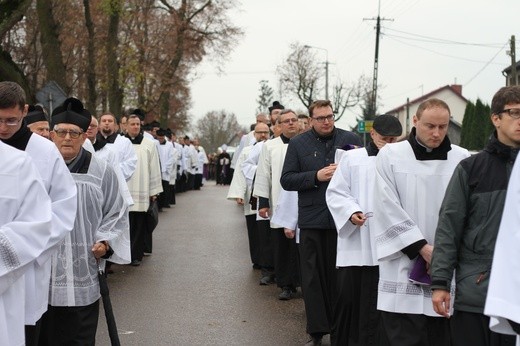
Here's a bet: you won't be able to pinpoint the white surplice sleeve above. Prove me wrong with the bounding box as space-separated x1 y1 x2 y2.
485 159 520 339
242 141 264 189
372 146 424 262
327 151 362 238
0 154 52 294
253 141 272 200
116 136 138 181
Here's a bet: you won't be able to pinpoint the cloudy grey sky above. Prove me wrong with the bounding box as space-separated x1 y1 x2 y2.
190 0 519 131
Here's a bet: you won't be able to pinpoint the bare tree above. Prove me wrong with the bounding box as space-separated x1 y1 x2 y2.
256 80 274 114
195 110 244 153
277 42 321 109
332 75 372 121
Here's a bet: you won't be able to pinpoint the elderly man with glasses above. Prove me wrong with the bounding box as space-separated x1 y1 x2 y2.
281 100 362 345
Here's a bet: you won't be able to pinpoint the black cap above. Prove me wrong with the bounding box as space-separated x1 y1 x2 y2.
26 105 48 125
156 129 166 136
372 114 402 137
268 101 284 113
131 108 146 121
51 97 90 132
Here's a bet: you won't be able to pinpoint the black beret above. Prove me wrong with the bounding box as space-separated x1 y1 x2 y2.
51 97 90 132
372 114 403 137
268 101 284 113
131 108 146 121
26 105 48 125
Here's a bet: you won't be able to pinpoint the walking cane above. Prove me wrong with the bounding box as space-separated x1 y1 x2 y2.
98 263 121 346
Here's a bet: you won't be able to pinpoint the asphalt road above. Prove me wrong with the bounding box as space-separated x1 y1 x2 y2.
95 182 328 346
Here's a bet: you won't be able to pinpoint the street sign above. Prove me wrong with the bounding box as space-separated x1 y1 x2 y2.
36 81 67 115
357 120 374 133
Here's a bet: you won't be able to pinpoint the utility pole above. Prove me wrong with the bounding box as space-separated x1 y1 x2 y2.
510 35 517 85
304 45 330 100
364 0 393 117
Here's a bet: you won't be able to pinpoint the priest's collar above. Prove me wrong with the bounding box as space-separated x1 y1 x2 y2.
485 131 519 163
1 119 33 151
126 132 144 144
407 127 452 161
102 132 119 144
280 134 291 144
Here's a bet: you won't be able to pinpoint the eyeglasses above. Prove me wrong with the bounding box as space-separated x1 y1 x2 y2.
312 114 335 123
500 108 520 119
0 116 22 126
54 129 84 139
280 118 298 124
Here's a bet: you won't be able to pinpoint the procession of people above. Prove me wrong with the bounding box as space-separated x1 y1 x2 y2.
1 79 520 345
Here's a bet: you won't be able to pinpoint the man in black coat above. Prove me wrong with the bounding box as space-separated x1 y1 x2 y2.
280 100 362 345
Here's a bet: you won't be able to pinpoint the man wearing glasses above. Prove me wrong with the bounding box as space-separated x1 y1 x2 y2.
431 86 520 345
0 81 77 345
281 100 362 345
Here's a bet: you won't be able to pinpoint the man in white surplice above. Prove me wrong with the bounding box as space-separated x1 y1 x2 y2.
0 140 52 346
326 114 402 346
40 100 127 344
0 82 78 345
254 109 300 301
371 99 469 345
227 122 270 269
125 114 163 265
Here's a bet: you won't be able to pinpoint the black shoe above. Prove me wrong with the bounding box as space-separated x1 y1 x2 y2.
259 275 275 285
304 335 322 346
130 259 141 266
278 288 293 300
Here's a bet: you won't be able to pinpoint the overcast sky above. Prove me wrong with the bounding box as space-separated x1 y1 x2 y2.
190 0 519 131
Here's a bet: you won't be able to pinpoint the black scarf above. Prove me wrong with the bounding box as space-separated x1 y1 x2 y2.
1 120 33 151
407 127 452 161
126 132 144 144
366 141 379 157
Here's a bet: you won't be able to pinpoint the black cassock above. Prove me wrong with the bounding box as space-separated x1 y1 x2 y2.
216 152 232 185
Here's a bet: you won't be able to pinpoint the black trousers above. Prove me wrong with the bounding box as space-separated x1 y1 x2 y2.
299 228 338 336
380 311 451 346
168 184 176 205
333 266 388 346
272 227 300 289
194 173 203 190
257 219 274 270
39 300 99 346
25 318 42 346
245 214 260 266
450 311 516 346
129 211 147 261
158 180 170 209
186 172 195 190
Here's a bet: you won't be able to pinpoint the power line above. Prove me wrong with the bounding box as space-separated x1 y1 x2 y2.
383 34 504 65
464 43 508 86
382 27 505 47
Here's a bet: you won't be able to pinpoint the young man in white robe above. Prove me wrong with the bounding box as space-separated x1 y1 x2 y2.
167 130 181 204
326 114 402 346
241 130 275 285
485 157 520 345
371 99 470 345
431 86 520 346
125 114 163 265
0 140 53 346
227 122 270 269
40 100 127 345
0 82 78 345
255 109 301 301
